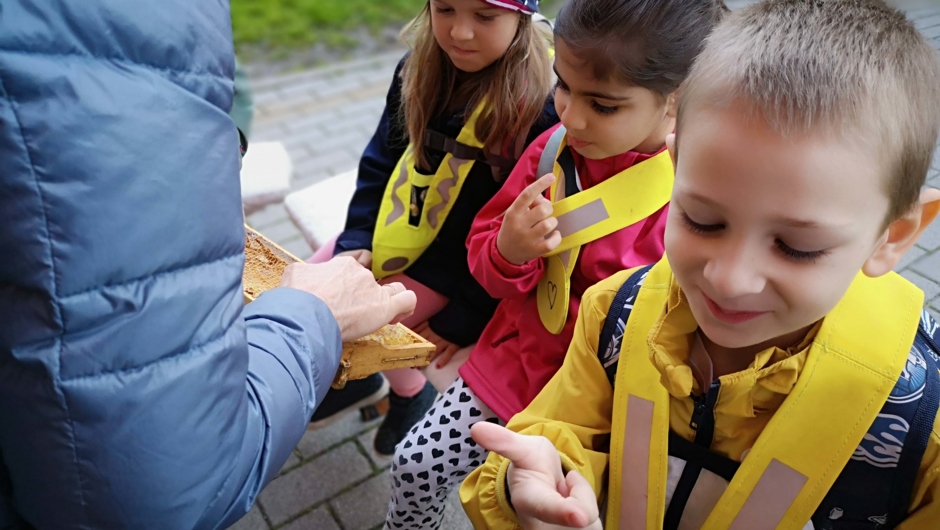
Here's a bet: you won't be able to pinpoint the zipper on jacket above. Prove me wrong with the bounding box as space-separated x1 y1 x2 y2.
664 379 721 530
689 379 721 447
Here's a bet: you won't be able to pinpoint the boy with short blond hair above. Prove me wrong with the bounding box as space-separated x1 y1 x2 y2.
460 1 940 528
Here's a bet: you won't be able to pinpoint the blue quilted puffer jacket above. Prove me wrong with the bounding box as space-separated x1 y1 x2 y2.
0 2 342 529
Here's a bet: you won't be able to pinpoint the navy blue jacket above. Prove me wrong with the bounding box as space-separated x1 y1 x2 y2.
337 56 559 345
0 2 341 528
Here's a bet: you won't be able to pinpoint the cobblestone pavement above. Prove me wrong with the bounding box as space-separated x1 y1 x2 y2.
236 5 940 529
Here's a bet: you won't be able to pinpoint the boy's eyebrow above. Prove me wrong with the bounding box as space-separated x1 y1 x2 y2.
552 66 631 102
685 191 835 229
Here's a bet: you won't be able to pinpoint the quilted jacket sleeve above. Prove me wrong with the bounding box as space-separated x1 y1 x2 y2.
0 2 340 529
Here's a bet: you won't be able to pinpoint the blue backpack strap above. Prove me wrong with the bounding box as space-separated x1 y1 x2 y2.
537 125 567 180
813 311 940 529
597 264 653 386
888 313 940 525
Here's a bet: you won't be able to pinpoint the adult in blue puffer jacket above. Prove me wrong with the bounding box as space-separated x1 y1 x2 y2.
0 2 415 529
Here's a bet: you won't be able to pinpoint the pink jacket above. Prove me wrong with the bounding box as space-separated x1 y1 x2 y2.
459 124 669 421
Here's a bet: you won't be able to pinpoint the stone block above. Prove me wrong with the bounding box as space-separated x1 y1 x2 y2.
281 506 341 530
911 250 940 286
442 490 475 530
279 451 301 476
357 431 394 471
331 473 392 530
916 222 940 252
258 443 372 526
901 269 940 303
279 236 313 262
227 505 268 530
898 246 928 272
297 410 383 460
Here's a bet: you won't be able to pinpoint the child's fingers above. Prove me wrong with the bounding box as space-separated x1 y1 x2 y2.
530 216 559 239
543 230 562 252
564 470 600 525
525 497 596 529
470 422 537 466
471 423 565 484
435 344 460 368
510 174 555 214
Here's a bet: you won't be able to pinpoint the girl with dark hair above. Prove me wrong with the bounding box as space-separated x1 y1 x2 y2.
386 0 726 528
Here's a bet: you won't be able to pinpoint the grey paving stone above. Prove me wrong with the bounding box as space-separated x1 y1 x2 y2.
227 505 268 530
292 151 359 188
297 410 383 459
901 270 940 302
916 222 940 252
246 203 290 232
279 451 301 476
258 443 372 526
256 218 304 246
898 246 928 272
309 129 372 157
356 431 394 470
911 250 940 284
279 235 313 261
442 490 475 530
280 506 341 530
331 473 392 530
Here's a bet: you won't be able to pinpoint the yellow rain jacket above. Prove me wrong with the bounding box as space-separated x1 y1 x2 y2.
460 261 940 529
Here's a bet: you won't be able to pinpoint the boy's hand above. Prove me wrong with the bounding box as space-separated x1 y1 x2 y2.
335 249 372 268
496 174 562 265
412 321 461 367
471 422 602 530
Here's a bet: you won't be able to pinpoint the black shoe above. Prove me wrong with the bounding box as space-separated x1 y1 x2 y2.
309 374 389 429
373 381 439 455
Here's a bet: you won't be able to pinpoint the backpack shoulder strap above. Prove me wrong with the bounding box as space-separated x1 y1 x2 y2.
887 313 940 526
597 264 653 386
814 311 940 529
537 125 566 180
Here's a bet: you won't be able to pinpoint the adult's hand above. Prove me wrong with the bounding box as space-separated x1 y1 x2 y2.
280 257 416 341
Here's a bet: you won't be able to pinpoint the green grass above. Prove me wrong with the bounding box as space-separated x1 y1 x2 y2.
231 0 565 54
231 0 427 52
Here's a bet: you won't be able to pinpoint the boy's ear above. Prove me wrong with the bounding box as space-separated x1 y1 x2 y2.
862 188 940 277
666 133 677 168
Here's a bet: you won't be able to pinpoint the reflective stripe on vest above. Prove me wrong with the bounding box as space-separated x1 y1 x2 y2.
608 259 923 529
535 128 674 334
371 103 486 279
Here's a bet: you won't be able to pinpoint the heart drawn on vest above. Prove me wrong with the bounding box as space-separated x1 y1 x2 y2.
547 281 558 309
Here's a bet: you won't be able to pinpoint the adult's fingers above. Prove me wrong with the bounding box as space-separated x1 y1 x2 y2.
509 174 555 215
387 289 417 323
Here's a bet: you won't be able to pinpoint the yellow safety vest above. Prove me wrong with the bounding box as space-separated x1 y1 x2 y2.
371 103 486 279
535 126 674 334
607 259 924 529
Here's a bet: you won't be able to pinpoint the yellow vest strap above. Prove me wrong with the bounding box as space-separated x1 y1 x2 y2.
609 259 924 530
545 150 673 257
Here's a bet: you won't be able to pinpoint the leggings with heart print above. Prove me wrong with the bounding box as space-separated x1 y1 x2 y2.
384 376 503 530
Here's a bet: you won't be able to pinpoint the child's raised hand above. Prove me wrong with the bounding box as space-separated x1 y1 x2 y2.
496 174 562 266
412 321 461 367
334 249 372 268
470 422 602 530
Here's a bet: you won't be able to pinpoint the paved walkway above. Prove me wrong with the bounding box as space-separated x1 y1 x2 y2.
237 5 940 529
